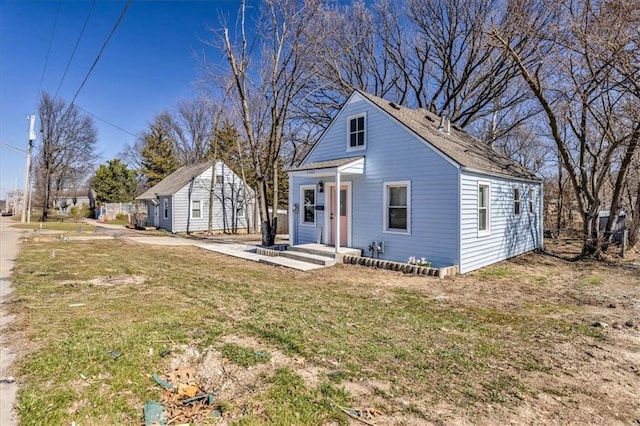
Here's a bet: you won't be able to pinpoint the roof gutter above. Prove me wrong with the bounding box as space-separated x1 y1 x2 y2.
460 166 542 183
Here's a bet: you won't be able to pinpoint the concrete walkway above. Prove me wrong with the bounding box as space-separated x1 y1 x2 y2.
0 217 23 426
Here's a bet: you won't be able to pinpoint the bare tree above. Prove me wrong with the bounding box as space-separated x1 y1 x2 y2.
35 92 97 221
159 97 217 166
216 0 324 246
492 0 640 256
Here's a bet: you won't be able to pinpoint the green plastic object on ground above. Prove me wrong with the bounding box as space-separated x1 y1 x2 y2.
143 401 166 426
152 373 175 390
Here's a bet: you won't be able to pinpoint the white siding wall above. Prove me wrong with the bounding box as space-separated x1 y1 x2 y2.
292 94 460 268
172 163 255 233
459 172 542 273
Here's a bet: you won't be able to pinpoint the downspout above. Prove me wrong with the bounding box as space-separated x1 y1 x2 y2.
335 170 341 254
457 168 462 272
539 183 544 250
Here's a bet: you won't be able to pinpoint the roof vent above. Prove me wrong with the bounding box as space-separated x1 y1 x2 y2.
389 102 400 110
438 114 451 134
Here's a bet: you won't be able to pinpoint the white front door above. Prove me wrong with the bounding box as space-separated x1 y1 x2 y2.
153 204 159 227
325 181 352 247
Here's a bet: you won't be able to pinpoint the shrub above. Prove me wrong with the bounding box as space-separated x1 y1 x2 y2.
115 212 128 221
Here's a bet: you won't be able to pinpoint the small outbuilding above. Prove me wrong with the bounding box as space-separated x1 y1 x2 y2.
136 161 255 234
287 90 543 273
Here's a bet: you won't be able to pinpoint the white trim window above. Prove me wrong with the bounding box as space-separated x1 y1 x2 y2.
347 113 366 151
191 200 202 219
478 182 490 234
383 181 410 234
514 187 521 215
163 199 169 219
301 185 316 225
529 188 535 213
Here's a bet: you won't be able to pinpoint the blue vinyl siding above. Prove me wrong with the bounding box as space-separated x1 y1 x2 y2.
459 172 542 273
294 93 460 268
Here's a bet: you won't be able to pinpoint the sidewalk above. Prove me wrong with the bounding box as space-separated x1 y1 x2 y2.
0 217 23 426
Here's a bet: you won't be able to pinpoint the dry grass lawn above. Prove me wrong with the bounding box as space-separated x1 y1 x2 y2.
6 232 640 425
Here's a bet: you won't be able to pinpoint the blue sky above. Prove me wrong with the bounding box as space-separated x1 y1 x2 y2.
1 0 242 199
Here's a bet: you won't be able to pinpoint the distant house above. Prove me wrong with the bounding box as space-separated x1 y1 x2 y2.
287 90 543 273
56 189 93 215
136 161 255 233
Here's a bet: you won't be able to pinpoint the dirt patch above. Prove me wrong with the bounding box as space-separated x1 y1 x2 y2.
59 275 146 287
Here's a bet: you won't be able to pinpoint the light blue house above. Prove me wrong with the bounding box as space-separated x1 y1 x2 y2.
137 161 255 234
287 90 543 273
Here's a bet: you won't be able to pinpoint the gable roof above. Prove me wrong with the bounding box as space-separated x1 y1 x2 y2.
300 89 539 181
136 162 212 200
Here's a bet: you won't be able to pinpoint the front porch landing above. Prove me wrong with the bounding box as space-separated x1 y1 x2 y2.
289 243 362 259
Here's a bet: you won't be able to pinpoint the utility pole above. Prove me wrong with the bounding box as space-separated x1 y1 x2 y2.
21 115 36 223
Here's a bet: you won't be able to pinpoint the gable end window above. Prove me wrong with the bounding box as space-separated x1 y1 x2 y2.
301 185 316 225
191 200 202 219
347 113 366 150
163 199 169 219
383 181 410 234
514 188 521 215
478 183 490 234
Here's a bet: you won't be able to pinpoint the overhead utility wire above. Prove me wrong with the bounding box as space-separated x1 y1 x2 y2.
53 0 97 100
63 0 132 117
0 141 27 156
74 104 138 138
33 1 62 113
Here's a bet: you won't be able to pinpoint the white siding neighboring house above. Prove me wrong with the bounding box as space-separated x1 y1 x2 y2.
288 90 543 273
136 161 255 233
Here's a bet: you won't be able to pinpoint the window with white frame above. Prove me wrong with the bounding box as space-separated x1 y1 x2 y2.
514 187 521 215
348 113 366 150
163 199 169 219
237 204 245 218
478 183 490 233
529 188 535 213
301 186 316 225
384 181 410 233
191 200 202 219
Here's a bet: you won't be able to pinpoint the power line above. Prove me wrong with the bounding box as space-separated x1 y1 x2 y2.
0 141 27 156
74 104 138 138
33 1 62 114
66 0 132 110
53 0 97 100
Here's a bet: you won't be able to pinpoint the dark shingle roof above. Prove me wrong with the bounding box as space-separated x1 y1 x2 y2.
136 162 212 200
356 90 539 181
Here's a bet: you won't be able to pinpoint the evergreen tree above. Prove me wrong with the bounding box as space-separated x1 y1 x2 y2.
93 159 138 203
140 122 179 187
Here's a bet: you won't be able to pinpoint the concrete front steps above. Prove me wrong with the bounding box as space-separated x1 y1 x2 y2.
256 244 362 270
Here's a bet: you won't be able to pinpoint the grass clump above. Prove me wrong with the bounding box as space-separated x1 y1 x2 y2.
220 343 270 367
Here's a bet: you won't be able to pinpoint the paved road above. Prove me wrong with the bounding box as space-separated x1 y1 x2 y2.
0 217 23 426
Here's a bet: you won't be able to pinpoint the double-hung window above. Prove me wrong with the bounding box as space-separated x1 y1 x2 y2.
191 200 202 219
348 113 366 150
384 181 410 234
514 188 521 215
301 186 316 225
163 199 169 219
478 183 490 234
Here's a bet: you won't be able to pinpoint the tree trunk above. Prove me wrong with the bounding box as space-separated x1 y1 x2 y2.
581 210 603 258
